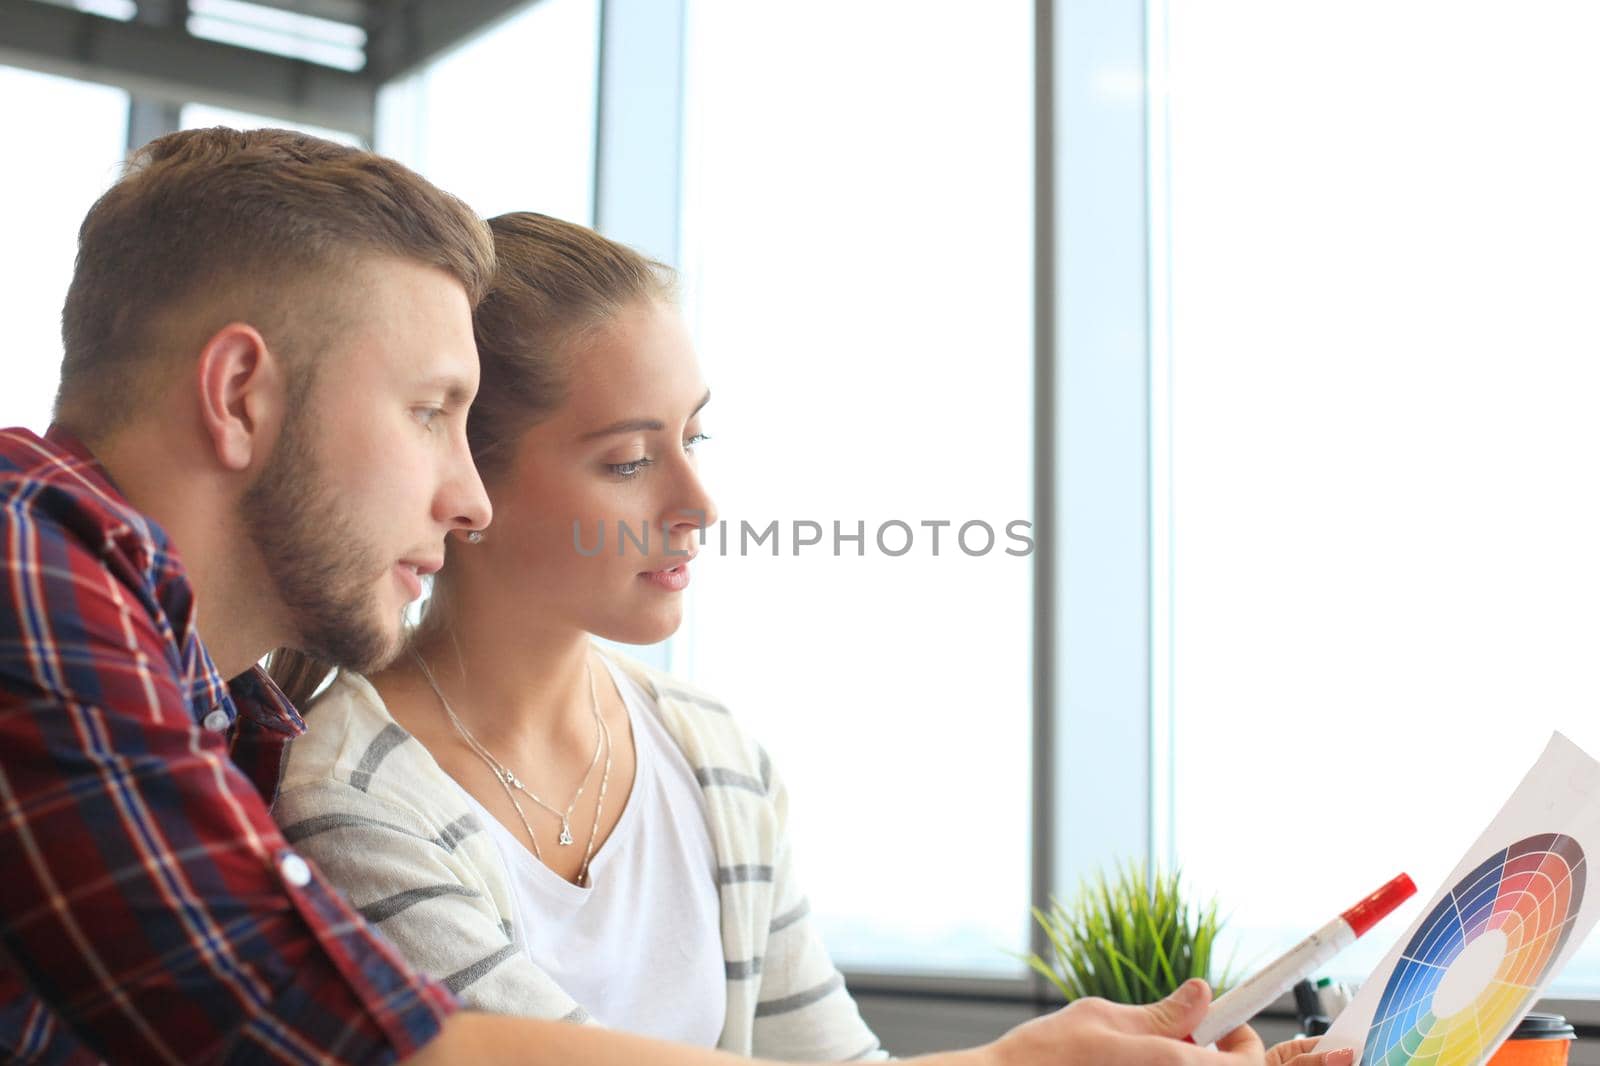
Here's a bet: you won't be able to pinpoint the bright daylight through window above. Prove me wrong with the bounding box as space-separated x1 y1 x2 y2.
675 0 1034 976
1164 0 1600 994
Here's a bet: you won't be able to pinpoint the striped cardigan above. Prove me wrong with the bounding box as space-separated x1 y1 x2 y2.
272 648 887 1061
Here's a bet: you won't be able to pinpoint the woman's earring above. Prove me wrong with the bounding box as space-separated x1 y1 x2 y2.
466 530 484 544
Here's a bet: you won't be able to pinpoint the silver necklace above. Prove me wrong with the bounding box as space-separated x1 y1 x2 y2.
578 703 615 886
413 648 605 859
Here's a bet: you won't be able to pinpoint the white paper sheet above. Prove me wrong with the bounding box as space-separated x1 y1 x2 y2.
1317 732 1600 1065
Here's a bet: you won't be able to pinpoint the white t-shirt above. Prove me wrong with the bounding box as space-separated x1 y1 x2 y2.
457 657 726 1045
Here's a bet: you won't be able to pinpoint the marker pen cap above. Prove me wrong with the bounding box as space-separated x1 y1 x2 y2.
1340 873 1417 936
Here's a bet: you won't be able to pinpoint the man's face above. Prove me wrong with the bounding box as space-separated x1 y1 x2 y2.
242 257 490 672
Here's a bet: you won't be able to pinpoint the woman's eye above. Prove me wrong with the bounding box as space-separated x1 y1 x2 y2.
608 457 655 478
684 433 711 451
413 406 445 431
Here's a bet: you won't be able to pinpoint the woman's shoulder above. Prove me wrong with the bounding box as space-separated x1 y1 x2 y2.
597 645 774 788
278 670 452 805
272 673 502 897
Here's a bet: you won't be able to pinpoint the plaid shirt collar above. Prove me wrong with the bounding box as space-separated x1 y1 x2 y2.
1 424 456 1060
40 424 305 740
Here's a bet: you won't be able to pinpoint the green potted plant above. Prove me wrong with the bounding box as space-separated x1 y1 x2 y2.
1025 861 1234 1004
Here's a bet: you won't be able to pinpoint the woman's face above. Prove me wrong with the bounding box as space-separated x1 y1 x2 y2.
482 300 716 645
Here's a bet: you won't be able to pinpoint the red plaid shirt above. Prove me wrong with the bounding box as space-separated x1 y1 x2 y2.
0 427 458 1064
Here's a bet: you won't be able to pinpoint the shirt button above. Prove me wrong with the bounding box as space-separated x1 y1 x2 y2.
280 853 312 888
202 709 230 732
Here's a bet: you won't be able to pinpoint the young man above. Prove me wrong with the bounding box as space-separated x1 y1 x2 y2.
0 127 1334 1066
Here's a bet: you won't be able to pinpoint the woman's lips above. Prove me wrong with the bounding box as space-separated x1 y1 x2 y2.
640 560 691 592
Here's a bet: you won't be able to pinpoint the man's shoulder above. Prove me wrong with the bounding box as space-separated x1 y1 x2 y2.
2 426 109 493
0 426 193 705
0 427 59 476
0 426 158 561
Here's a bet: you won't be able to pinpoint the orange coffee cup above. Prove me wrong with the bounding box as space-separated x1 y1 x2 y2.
1488 1013 1575 1066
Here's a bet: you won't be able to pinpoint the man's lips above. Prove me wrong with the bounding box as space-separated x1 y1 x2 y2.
394 557 443 601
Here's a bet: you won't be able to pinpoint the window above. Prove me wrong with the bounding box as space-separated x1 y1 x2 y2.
376 0 598 224
0 66 128 431
676 0 1034 976
1162 1 1600 994
181 102 363 146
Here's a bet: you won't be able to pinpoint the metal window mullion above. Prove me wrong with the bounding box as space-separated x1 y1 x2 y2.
590 0 687 675
125 0 185 152
592 0 685 268
1034 0 1156 1003
1145 0 1178 875
1028 0 1059 1005
126 96 182 152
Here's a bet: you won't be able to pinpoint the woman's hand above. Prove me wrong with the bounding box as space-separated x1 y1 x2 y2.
978 979 1261 1066
975 981 1361 1066
1265 1037 1354 1066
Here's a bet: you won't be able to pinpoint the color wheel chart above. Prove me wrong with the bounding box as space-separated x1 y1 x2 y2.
1363 832 1586 1066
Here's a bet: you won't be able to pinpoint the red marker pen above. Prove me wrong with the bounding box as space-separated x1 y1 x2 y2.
1189 873 1416 1047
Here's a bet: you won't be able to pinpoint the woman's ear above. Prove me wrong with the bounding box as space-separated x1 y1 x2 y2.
194 322 285 472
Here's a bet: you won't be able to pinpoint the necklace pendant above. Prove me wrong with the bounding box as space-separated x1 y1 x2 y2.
558 819 574 846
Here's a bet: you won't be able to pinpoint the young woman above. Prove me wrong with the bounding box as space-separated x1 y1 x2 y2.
268 212 1347 1066
270 211 884 1060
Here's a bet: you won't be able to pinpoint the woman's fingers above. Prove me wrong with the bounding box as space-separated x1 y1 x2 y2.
1271 1044 1354 1066
1268 1040 1320 1062
1214 1023 1265 1058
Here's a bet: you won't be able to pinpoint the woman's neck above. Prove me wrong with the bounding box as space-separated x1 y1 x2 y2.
390 588 640 889
409 602 598 753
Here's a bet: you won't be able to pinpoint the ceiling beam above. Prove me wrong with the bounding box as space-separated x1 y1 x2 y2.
363 0 532 83
0 2 375 140
237 0 369 25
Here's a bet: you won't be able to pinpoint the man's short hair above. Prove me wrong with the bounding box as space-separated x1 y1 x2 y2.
56 127 495 435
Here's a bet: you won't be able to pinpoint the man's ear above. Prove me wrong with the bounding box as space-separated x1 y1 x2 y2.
194 323 285 472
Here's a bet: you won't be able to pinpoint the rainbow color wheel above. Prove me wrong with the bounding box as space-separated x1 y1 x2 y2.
1363 833 1586 1066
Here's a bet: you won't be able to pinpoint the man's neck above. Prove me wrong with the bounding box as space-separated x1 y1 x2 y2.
91 424 282 680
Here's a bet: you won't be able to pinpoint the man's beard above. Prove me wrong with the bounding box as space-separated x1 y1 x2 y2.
240 403 400 673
